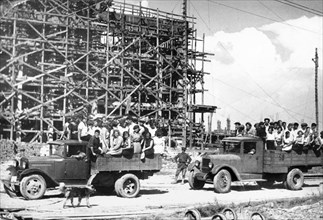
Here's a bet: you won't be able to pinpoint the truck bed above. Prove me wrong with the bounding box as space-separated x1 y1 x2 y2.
96 153 163 172
263 149 323 173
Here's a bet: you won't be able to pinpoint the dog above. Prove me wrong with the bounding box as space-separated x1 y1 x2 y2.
59 183 95 208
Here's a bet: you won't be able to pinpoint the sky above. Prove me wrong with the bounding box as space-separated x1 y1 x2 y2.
124 0 323 130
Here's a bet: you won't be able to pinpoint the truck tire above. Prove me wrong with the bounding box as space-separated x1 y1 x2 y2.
213 169 231 193
211 213 227 220
285 168 304 190
20 174 47 200
188 171 205 190
114 174 140 198
114 178 122 196
184 209 201 220
222 207 237 220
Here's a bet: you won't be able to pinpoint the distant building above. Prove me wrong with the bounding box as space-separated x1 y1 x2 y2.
217 120 222 132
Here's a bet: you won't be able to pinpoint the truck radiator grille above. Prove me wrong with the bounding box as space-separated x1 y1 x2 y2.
201 158 211 173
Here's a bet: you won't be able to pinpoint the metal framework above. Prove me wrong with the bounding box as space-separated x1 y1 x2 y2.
0 0 214 146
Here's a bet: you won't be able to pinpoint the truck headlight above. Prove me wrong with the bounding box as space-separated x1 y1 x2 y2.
20 157 29 169
8 159 18 168
208 162 213 169
194 160 200 167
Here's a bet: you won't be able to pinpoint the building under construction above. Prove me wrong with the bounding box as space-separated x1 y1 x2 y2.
0 0 216 147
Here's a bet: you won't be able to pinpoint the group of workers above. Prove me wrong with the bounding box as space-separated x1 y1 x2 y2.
62 115 168 160
234 118 323 152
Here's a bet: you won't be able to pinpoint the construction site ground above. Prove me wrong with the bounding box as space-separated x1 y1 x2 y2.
0 160 323 220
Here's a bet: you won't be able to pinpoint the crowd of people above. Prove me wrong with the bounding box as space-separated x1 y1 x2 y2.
233 118 323 152
61 115 168 159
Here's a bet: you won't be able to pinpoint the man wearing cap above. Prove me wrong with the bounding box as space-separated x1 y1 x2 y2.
172 147 192 184
234 122 241 136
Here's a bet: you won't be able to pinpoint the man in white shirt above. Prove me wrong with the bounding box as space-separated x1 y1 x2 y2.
291 122 300 141
78 117 90 141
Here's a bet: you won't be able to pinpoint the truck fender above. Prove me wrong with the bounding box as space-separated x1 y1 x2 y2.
19 169 58 188
211 164 241 181
187 162 196 172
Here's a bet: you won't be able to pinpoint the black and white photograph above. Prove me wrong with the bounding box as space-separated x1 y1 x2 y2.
0 0 322 219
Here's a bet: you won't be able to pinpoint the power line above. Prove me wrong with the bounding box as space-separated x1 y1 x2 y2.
274 0 323 17
207 0 322 35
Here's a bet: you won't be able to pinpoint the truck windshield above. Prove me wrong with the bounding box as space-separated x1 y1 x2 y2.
49 144 65 157
223 142 241 154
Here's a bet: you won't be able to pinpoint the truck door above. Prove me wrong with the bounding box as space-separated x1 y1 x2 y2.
64 144 89 180
241 141 262 173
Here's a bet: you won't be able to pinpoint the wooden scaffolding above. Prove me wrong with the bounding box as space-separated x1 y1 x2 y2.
0 0 215 147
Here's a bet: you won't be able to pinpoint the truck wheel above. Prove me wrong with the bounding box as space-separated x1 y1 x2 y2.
213 169 231 193
285 168 304 190
211 213 228 220
222 207 237 220
115 174 140 198
188 171 205 190
114 178 122 196
20 175 47 200
184 209 201 220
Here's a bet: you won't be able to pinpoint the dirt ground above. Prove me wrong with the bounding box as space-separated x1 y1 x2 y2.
0 160 323 220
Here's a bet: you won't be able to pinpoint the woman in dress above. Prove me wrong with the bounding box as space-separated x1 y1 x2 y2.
107 129 123 156
131 125 143 153
142 132 154 157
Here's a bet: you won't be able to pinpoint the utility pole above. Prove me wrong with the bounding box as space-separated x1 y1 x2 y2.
312 48 319 130
182 0 188 148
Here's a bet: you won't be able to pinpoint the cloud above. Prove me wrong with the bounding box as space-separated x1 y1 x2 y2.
202 16 323 129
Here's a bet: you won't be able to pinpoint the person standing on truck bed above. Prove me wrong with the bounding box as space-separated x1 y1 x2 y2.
78 116 91 142
234 122 241 136
171 147 192 185
245 122 256 136
266 127 276 150
256 122 267 143
264 118 270 133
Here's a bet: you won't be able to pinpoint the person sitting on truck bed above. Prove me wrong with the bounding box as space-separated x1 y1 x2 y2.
303 127 312 151
88 129 104 161
311 131 322 151
291 122 300 141
121 131 132 149
292 130 304 153
131 125 144 154
142 132 154 157
107 129 123 156
282 131 294 151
